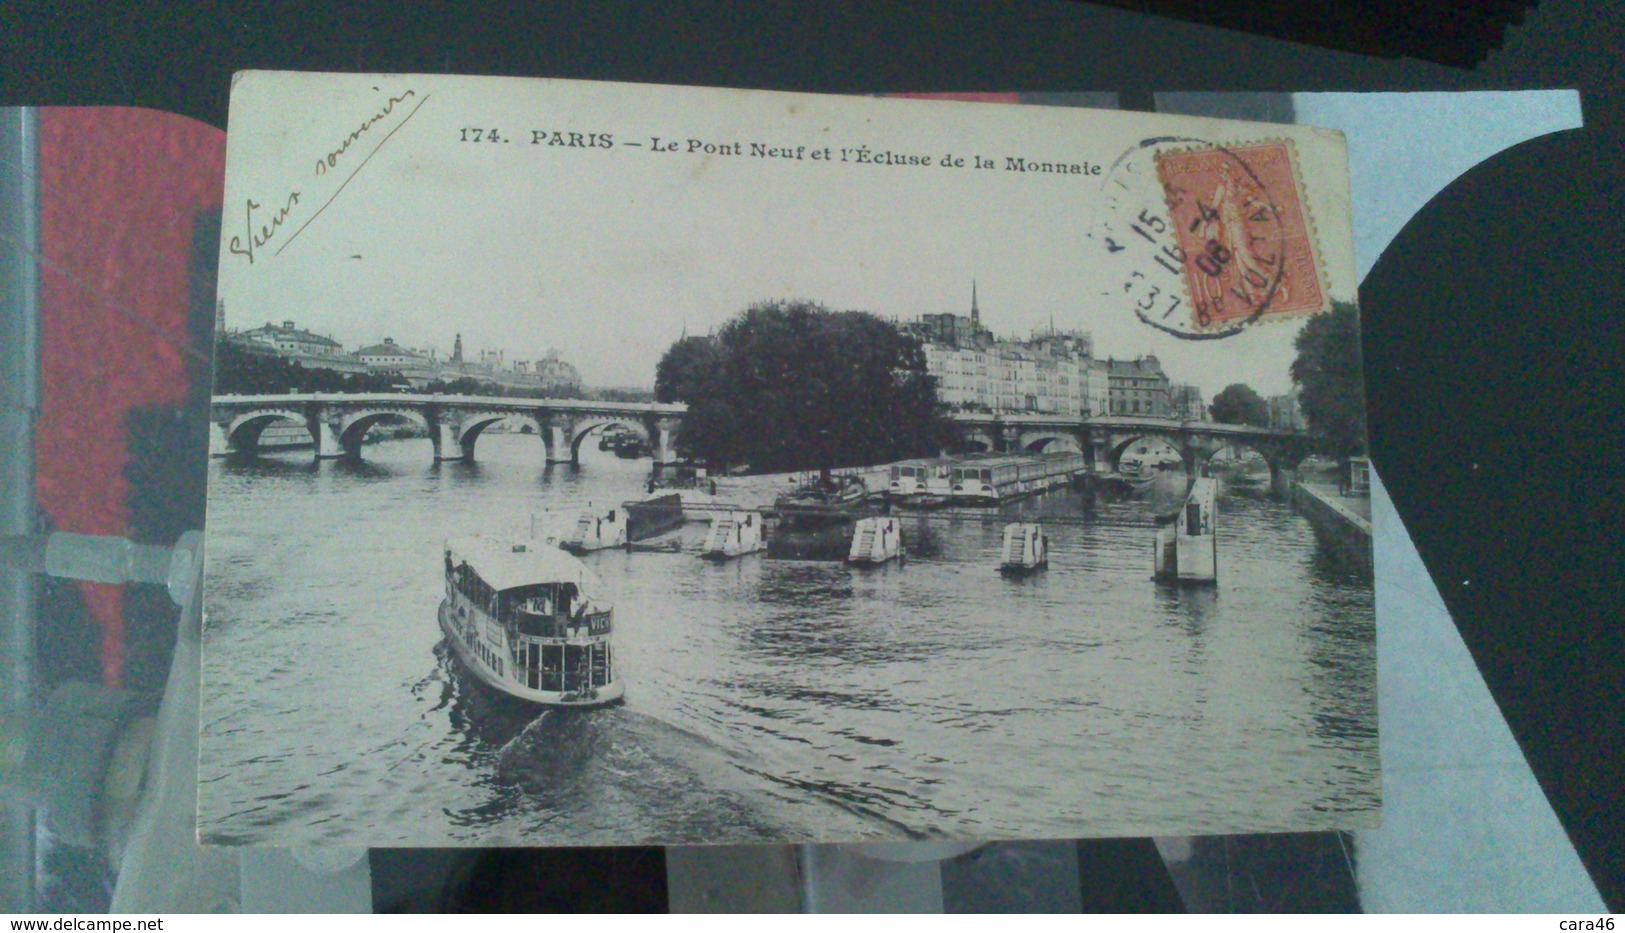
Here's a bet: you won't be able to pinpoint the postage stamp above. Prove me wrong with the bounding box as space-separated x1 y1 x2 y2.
1154 140 1329 331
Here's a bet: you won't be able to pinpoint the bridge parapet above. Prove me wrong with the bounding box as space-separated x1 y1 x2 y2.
210 394 686 464
943 410 1312 489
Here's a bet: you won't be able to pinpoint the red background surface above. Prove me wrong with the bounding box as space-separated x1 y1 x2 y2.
36 107 225 686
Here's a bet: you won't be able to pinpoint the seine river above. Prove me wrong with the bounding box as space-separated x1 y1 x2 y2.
198 433 1377 847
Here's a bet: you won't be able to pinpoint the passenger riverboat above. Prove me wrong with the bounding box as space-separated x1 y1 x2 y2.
440 537 624 706
949 452 1087 505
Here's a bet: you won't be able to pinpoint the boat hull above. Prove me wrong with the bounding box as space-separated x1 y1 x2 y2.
559 541 619 556
893 494 949 510
998 561 1047 577
699 544 764 561
438 599 624 708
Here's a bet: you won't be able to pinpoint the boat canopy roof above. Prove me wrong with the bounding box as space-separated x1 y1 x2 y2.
955 455 1029 469
444 536 605 594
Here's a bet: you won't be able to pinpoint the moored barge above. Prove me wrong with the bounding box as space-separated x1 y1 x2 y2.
949 452 1087 505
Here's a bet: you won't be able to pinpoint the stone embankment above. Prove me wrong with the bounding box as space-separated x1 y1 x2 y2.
1293 482 1373 576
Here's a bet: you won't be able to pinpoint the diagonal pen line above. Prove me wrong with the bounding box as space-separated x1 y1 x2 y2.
275 91 433 258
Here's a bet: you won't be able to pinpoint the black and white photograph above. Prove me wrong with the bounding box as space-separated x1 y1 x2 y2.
199 71 1373 847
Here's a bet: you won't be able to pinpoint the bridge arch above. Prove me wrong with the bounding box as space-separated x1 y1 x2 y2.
1105 433 1188 473
453 411 543 461
1020 432 1083 454
334 408 433 458
1201 439 1273 468
568 417 653 461
223 409 311 455
954 427 998 453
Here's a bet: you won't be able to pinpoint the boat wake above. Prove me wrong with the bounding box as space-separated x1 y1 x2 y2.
486 705 796 845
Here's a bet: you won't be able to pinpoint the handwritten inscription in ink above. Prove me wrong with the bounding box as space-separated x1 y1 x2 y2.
231 87 426 266
317 89 417 176
227 192 301 265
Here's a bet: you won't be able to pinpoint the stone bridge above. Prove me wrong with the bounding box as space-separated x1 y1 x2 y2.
210 393 687 465
211 394 1311 488
951 412 1314 495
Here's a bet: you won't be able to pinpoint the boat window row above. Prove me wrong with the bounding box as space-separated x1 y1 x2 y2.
450 610 507 679
889 461 951 479
951 453 1085 485
514 641 613 693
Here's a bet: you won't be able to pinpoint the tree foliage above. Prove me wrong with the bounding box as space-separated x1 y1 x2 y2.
423 376 498 395
1290 301 1367 459
594 386 655 403
215 341 592 398
657 300 955 473
213 340 400 394
654 335 719 404
1209 382 1271 427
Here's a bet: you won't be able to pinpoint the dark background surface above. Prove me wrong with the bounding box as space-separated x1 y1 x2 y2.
3 0 1621 911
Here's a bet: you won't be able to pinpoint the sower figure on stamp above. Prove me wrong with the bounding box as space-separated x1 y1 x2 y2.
1195 163 1279 317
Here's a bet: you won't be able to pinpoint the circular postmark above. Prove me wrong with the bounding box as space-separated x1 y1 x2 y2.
1090 136 1327 340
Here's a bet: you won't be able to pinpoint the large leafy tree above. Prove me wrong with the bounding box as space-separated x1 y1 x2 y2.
659 300 954 475
1290 300 1367 461
654 335 719 404
1209 383 1270 427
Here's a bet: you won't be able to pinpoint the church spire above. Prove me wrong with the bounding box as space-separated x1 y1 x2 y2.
971 280 980 326
452 332 464 363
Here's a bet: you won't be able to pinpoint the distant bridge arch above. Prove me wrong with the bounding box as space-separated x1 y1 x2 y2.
1021 433 1083 454
567 417 653 461
1104 433 1187 472
947 411 1314 497
1202 439 1272 467
449 411 544 462
218 409 311 456
333 407 433 459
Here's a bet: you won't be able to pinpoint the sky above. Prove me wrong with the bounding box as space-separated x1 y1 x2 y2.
218 73 1358 400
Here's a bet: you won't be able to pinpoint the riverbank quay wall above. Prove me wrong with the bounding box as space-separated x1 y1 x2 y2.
1293 483 1373 577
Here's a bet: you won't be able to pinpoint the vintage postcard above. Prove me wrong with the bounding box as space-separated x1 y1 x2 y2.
201 71 1373 847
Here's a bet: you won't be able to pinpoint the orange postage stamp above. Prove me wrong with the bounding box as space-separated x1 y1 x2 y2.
1155 140 1329 331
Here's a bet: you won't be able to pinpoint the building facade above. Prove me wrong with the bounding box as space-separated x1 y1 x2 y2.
355 337 443 386
908 288 1205 420
910 286 1098 416
1168 383 1206 422
1103 355 1173 417
1268 387 1307 430
232 320 370 375
238 320 345 357
222 319 582 393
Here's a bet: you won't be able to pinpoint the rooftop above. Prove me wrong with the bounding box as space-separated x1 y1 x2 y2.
445 536 608 595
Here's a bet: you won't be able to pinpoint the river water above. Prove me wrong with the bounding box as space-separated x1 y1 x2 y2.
198 433 1378 847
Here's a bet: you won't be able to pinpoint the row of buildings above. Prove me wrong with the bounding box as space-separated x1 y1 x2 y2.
905 287 1210 421
905 285 1309 427
221 315 583 393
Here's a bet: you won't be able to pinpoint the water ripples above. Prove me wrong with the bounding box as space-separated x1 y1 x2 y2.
199 436 1378 845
